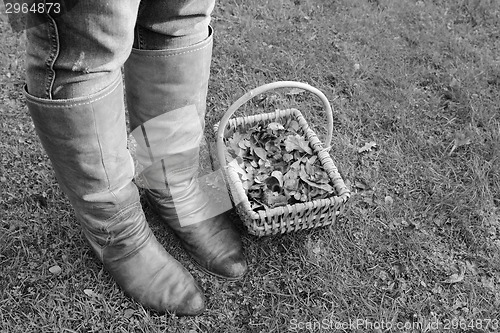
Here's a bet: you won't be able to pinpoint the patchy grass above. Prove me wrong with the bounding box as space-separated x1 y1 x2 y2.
1 0 500 332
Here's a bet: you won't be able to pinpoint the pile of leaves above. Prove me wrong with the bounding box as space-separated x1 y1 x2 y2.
225 116 336 212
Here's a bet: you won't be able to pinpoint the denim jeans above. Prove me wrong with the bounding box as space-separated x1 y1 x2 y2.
26 0 215 99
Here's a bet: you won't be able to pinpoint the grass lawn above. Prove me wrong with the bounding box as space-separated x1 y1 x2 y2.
1 0 499 332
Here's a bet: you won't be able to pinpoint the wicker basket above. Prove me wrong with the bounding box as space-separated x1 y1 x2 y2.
215 81 350 236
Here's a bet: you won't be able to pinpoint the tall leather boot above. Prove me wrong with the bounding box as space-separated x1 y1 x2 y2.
124 27 247 280
24 75 205 315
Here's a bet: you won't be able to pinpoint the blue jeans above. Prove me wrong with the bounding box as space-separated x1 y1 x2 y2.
26 0 215 99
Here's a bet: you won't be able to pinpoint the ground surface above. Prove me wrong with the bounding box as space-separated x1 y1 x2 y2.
1 0 499 332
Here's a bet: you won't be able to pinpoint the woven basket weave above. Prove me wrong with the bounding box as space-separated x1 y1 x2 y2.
215 81 350 236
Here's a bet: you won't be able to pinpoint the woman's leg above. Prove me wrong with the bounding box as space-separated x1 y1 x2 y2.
25 1 138 99
124 0 247 280
24 0 204 315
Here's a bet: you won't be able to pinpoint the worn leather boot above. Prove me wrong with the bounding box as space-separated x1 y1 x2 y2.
124 27 247 280
25 75 205 315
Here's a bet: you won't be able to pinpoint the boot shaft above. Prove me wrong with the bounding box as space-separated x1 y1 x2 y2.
25 75 144 253
125 27 213 133
124 28 233 227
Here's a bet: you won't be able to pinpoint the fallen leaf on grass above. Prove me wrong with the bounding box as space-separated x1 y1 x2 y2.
431 284 443 294
481 276 495 291
124 308 135 319
448 130 473 156
465 260 478 276
442 263 465 284
358 141 377 153
49 265 61 275
83 289 98 297
354 178 371 191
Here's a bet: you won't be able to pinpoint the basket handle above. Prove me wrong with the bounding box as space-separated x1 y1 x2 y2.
216 81 334 168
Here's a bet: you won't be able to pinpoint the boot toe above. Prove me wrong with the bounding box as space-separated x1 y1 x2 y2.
106 231 206 316
211 252 248 280
139 272 206 315
164 286 206 316
182 290 206 315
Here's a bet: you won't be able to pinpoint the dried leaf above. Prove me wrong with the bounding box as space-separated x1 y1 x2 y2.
299 166 333 192
253 147 268 160
454 133 472 146
227 132 243 156
308 155 317 165
49 265 61 275
448 130 473 156
442 263 465 284
263 192 288 207
284 134 312 154
264 139 280 155
283 153 293 162
354 179 371 190
265 176 281 192
304 155 321 177
284 168 300 190
229 158 246 178
248 186 263 200
84 289 97 297
124 308 135 319
271 170 284 187
288 120 300 132
442 272 464 284
267 122 285 131
481 276 495 291
358 141 377 153
258 159 271 168
465 260 478 276
254 175 264 184
241 180 251 190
